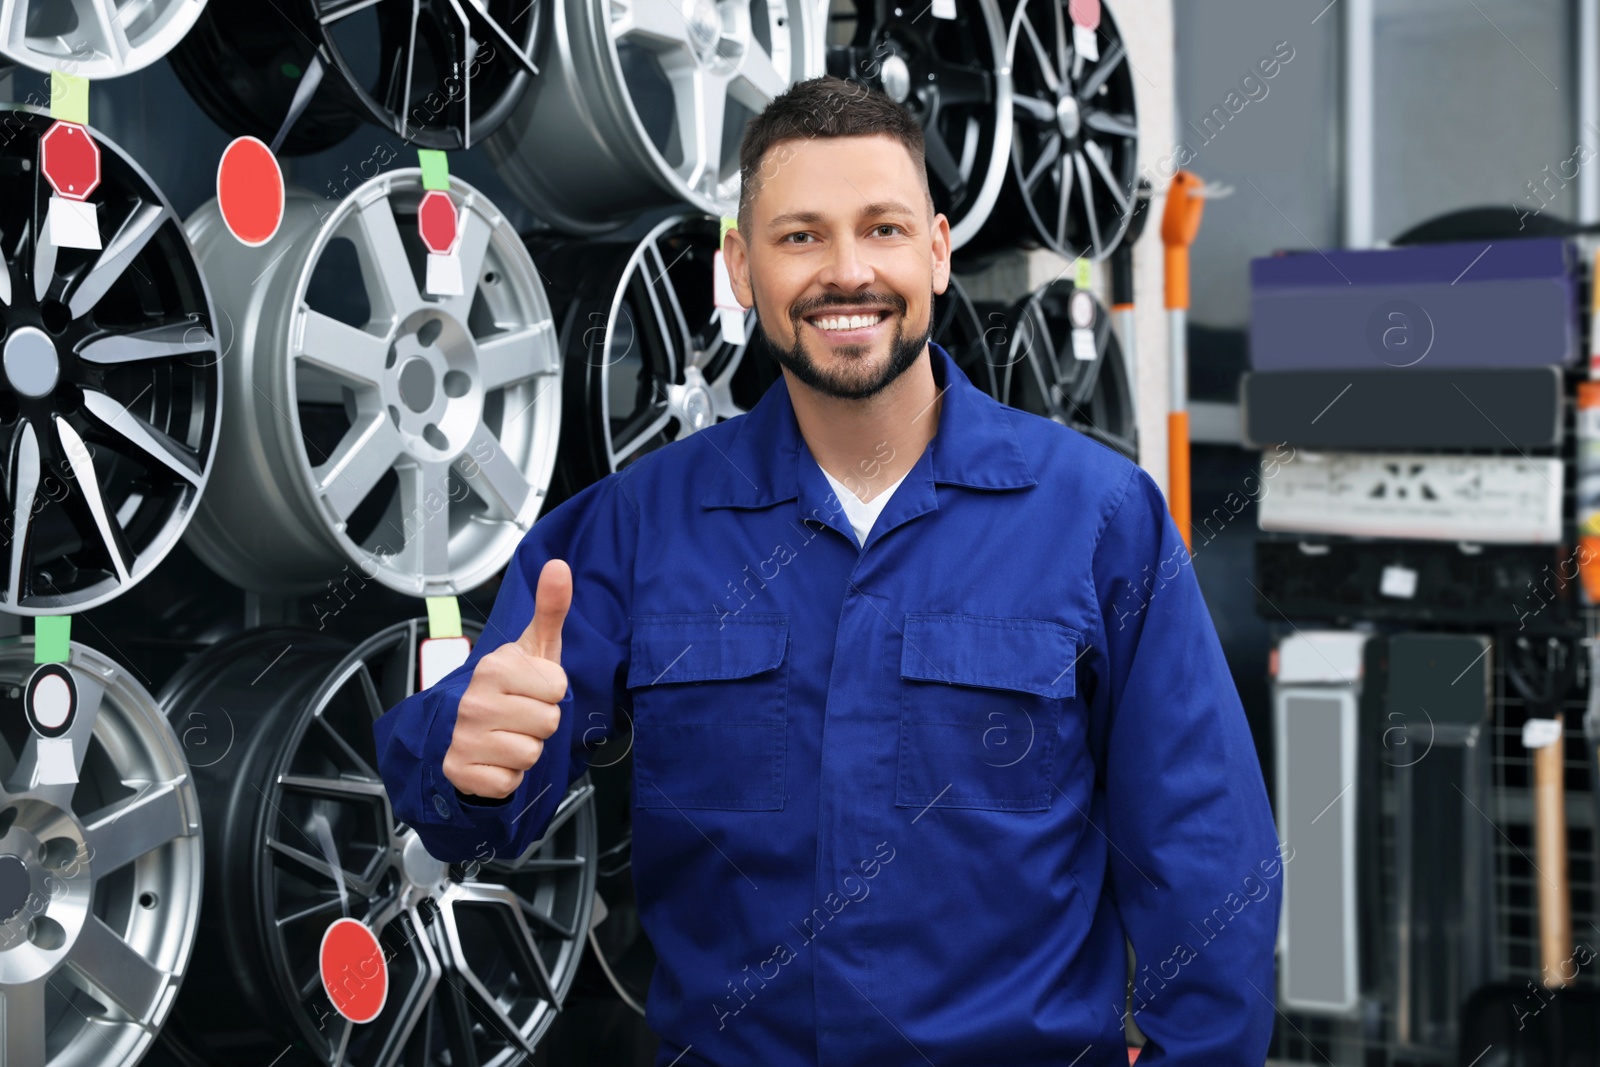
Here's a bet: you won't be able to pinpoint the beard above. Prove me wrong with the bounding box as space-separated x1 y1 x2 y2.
751 283 935 401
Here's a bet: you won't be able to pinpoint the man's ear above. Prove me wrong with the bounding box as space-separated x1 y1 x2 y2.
724 227 754 309
931 211 952 296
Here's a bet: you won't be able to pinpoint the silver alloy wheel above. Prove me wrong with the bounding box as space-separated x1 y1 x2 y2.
182 169 562 597
0 106 222 615
488 0 824 232
0 0 211 77
1001 0 1137 261
530 214 763 499
154 620 596 1067
0 638 203 1067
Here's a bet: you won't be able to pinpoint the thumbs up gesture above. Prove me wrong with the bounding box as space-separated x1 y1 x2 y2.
443 559 572 800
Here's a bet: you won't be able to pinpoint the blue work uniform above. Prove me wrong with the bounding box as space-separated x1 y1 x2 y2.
374 340 1283 1066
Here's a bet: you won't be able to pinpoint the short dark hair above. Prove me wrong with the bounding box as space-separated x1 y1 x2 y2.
737 75 932 236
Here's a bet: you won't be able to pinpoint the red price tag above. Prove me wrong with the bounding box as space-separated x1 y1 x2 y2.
217 136 285 247
319 917 388 1024
417 190 460 256
40 121 100 202
1069 0 1100 30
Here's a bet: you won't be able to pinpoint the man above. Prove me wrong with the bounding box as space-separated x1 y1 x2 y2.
375 75 1282 1065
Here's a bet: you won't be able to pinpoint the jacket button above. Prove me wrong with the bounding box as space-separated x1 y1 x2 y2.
433 793 450 818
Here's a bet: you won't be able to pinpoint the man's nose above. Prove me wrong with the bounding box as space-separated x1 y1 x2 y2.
819 236 875 291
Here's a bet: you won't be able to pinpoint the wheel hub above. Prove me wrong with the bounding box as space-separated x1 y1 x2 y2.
1056 93 1081 139
0 803 94 985
383 310 483 460
881 53 912 103
688 0 722 61
398 830 449 895
3 326 60 398
678 368 717 432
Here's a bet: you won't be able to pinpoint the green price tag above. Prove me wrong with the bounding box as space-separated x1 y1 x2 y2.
50 71 89 125
35 616 71 664
418 149 450 191
720 215 737 249
425 596 462 639
1074 257 1093 290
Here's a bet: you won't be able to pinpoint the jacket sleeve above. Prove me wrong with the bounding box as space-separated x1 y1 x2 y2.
1087 464 1282 1063
373 469 639 864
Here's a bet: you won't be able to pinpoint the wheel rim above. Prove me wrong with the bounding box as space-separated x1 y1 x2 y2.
0 106 221 615
0 0 211 77
168 0 542 154
1002 0 1137 261
0 638 203 1067
183 170 562 597
157 620 597 1066
826 0 1012 249
1000 280 1136 459
488 0 824 231
532 214 766 497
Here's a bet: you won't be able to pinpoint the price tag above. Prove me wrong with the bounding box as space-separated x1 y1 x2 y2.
1379 564 1418 599
932 0 956 18
1074 24 1099 62
1071 328 1097 362
1522 717 1563 750
26 662 78 786
419 596 471 689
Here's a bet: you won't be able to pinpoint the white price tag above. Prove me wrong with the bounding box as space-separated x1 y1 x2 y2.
932 0 956 18
47 195 100 250
418 635 472 690
1522 717 1563 750
719 308 747 345
1073 23 1099 62
1379 564 1418 599
35 737 77 786
1071 327 1096 362
426 250 464 296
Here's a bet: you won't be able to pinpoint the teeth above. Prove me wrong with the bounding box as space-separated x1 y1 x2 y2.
812 313 882 331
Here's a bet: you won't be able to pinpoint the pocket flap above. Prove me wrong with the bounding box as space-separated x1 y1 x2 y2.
900 613 1079 699
628 613 789 687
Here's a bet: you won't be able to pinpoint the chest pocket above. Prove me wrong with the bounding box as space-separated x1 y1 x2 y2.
626 613 789 811
896 613 1080 812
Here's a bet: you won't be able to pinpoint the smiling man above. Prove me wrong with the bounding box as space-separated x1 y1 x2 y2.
374 76 1281 1066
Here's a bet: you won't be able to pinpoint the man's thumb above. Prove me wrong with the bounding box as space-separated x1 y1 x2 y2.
519 559 572 664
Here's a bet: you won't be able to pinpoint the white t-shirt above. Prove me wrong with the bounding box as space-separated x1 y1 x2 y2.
818 461 910 547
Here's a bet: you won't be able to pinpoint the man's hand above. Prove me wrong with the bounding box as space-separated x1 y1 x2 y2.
442 559 571 800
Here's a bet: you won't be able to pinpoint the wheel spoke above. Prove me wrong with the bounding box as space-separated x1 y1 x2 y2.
317 0 386 23
5 421 40 608
296 309 392 387
82 781 189 875
78 0 131 63
399 461 453 578
612 0 693 48
68 201 171 319
32 211 57 305
460 424 535 523
57 417 131 584
1073 151 1102 257
1025 135 1061 190
65 916 170 1022
923 127 964 196
1014 94 1056 124
1084 110 1137 139
460 0 539 77
314 413 403 524
351 198 423 320
314 707 382 777
1055 149 1073 248
610 403 672 465
641 242 694 367
935 62 990 107
1016 11 1057 91
276 894 345 929
479 322 556 390
278 773 389 800
0 980 45 1067
78 320 215 364
668 65 726 192
267 836 374 896
1077 37 1124 100
80 391 205 485
1083 139 1129 214
731 40 786 108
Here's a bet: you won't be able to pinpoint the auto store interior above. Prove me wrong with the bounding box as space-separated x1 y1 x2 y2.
0 0 1597 1063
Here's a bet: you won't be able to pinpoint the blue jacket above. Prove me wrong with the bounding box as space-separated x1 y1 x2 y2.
374 340 1282 1065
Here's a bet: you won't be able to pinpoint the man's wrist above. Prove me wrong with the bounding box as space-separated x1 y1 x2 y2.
453 784 514 807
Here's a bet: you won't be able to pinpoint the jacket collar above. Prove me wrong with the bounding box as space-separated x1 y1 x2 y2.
700 340 1038 510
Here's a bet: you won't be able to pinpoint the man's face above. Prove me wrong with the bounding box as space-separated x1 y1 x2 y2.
727 133 952 401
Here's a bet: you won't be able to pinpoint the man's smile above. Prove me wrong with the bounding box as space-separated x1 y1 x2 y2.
802 307 894 343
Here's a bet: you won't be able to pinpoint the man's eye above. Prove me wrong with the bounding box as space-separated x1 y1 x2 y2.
874 224 902 237
784 232 813 244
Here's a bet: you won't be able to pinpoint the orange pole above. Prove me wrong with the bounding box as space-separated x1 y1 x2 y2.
1161 172 1207 551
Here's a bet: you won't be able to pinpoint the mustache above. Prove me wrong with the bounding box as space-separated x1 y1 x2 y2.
790 292 908 320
